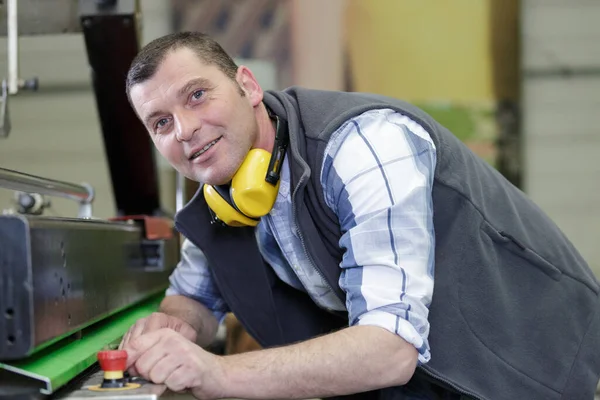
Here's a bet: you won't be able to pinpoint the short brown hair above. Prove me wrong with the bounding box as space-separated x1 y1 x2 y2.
126 31 239 99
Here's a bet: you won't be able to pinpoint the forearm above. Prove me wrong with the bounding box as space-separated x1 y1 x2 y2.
219 325 418 399
159 295 218 347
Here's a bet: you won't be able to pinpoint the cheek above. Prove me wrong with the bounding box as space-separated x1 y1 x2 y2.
154 137 184 162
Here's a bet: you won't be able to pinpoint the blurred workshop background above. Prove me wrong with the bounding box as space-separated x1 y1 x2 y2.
2 0 597 276
0 0 599 398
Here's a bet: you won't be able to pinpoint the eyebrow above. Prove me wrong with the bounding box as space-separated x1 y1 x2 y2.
143 77 211 128
176 77 211 99
144 110 166 129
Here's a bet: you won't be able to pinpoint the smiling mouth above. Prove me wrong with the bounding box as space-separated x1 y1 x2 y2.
189 137 222 160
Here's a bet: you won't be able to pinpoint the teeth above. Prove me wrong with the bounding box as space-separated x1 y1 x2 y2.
191 138 220 159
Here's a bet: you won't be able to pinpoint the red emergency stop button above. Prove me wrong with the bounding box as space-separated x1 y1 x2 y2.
97 349 128 372
88 349 140 391
97 350 128 387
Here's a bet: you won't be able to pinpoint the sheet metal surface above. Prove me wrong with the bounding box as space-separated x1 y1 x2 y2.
0 215 178 360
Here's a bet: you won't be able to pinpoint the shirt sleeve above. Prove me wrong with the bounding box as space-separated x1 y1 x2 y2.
165 238 230 323
321 108 436 364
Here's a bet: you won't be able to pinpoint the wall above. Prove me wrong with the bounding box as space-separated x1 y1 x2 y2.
522 0 600 275
345 0 494 103
290 0 345 91
343 1 500 165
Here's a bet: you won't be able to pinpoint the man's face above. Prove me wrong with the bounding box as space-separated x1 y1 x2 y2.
129 47 260 185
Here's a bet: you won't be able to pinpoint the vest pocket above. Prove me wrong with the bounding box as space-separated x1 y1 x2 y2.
479 221 562 281
455 219 584 392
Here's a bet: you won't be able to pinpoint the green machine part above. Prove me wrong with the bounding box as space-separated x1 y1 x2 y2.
0 294 163 395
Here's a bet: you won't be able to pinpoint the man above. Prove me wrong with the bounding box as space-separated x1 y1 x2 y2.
120 31 600 399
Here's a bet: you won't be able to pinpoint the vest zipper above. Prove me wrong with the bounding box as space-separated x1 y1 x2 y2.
418 366 485 400
290 162 343 307
292 207 341 307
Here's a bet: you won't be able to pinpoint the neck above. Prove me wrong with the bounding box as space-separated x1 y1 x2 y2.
253 103 276 153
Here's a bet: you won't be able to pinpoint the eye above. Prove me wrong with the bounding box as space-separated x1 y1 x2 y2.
154 117 170 132
191 90 205 101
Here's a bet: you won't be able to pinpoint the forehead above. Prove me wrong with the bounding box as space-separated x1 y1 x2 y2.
155 47 218 82
129 48 223 113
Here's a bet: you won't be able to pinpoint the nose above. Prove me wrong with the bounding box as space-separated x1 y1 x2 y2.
174 110 200 142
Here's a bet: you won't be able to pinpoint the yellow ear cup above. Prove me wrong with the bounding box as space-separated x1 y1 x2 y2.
203 184 259 227
231 148 280 218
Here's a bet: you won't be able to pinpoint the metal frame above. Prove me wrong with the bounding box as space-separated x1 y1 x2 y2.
0 167 95 218
7 0 18 95
1 0 42 139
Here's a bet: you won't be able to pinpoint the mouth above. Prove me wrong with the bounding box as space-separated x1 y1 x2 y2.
189 136 223 160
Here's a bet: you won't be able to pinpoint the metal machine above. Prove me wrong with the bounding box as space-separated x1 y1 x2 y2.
0 1 187 398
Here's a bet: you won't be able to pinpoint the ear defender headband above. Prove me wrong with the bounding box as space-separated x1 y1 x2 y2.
203 107 289 227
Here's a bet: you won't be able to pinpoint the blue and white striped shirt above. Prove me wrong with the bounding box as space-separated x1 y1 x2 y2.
167 108 436 364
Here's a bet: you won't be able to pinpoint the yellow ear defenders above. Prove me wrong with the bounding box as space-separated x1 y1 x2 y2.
203 108 289 227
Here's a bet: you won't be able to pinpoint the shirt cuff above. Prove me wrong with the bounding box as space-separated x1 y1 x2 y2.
356 309 431 364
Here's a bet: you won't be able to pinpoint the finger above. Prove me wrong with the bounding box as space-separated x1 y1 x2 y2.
128 319 148 343
164 364 189 393
123 329 165 369
134 344 170 380
148 354 183 385
127 364 140 378
119 326 133 350
143 313 168 335
119 316 149 350
178 322 197 342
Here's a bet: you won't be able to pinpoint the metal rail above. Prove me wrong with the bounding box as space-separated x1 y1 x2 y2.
0 167 94 217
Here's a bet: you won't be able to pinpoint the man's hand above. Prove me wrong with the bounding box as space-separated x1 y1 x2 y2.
122 325 416 400
123 328 226 399
119 312 197 350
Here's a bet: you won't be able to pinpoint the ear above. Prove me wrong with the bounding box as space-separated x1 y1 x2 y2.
236 66 263 107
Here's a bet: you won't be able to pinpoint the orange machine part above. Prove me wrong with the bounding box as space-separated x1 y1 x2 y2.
109 215 173 240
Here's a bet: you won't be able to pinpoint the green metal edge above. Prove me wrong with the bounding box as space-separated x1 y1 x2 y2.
0 294 163 394
29 287 166 357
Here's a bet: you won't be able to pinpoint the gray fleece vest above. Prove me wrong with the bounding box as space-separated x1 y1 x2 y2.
175 87 600 400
